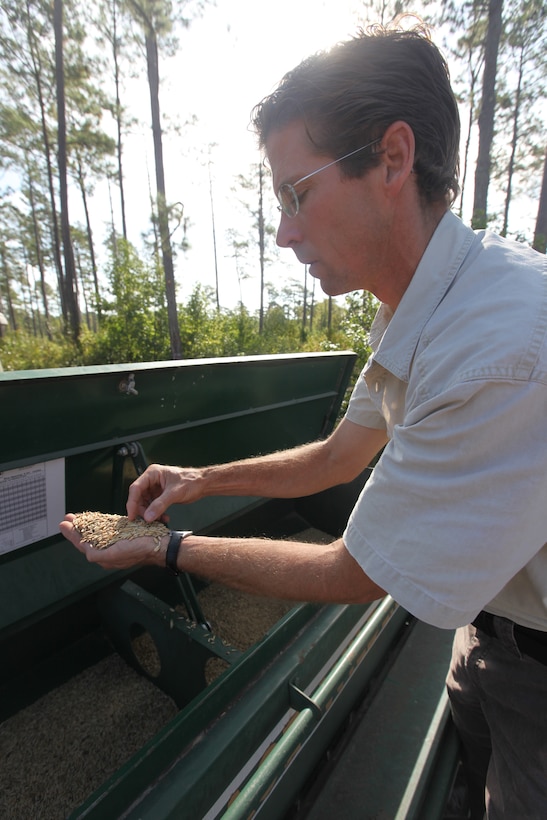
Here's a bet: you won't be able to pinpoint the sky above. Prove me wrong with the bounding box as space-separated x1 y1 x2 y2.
85 0 541 313
91 0 395 311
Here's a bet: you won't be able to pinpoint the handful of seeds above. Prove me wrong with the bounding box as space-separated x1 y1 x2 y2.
72 511 168 550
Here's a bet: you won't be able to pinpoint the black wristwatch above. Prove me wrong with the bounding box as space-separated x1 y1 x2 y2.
166 530 193 575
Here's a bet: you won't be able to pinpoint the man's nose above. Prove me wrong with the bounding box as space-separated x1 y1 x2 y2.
276 212 302 249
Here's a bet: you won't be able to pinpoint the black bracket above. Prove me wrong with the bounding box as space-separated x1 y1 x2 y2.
111 440 149 513
111 440 211 632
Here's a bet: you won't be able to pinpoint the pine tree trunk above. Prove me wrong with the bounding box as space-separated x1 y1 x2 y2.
144 28 182 360
27 161 53 340
533 148 547 253
54 0 80 342
208 164 220 312
501 47 524 237
258 165 265 334
0 244 18 331
472 0 503 230
25 0 66 323
112 0 128 240
77 159 101 320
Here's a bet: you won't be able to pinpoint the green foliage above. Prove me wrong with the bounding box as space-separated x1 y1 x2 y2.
84 238 171 363
0 234 380 374
340 291 377 372
0 279 379 373
0 327 87 371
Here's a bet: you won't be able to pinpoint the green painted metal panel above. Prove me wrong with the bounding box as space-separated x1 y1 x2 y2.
0 352 355 469
70 599 407 819
0 352 459 820
302 621 458 820
0 352 355 636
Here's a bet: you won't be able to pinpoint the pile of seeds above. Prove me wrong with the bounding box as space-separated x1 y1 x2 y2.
198 585 296 684
73 511 168 550
0 654 178 820
0 526 335 817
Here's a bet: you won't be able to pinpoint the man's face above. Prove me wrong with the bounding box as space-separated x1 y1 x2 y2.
266 120 391 301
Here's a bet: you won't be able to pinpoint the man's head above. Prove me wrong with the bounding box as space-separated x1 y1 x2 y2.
252 23 460 208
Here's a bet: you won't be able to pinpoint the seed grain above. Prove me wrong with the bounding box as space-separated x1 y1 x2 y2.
73 511 168 550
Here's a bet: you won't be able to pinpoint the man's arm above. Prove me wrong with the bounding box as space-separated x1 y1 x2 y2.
173 533 386 603
59 419 387 605
59 519 387 605
127 419 388 523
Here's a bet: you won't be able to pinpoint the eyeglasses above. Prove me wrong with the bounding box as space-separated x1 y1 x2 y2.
276 138 381 218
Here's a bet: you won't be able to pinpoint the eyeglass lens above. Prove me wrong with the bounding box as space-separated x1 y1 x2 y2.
278 184 299 217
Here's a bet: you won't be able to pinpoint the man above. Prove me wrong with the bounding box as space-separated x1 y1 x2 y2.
61 24 547 819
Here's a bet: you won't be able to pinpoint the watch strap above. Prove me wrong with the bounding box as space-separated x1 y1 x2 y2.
166 530 193 575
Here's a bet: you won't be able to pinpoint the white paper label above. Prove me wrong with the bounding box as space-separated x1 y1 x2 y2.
0 459 65 554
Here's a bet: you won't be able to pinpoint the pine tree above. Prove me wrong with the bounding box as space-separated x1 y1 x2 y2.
472 0 503 229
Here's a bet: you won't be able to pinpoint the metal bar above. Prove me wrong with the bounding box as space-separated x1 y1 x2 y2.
0 350 356 383
220 597 402 820
115 441 211 631
0 391 340 472
412 721 461 820
394 693 454 820
73 603 388 819
175 573 211 631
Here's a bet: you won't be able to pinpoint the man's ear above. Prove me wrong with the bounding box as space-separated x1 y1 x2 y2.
380 121 415 195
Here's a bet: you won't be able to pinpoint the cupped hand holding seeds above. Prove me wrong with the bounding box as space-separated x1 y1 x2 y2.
60 512 171 570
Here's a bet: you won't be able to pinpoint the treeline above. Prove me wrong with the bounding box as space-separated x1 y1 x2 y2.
437 0 547 243
0 0 546 373
0 238 379 373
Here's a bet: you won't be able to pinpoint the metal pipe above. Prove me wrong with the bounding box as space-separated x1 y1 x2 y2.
221 596 402 819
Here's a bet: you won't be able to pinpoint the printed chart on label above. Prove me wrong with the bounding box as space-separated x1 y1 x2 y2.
0 459 65 555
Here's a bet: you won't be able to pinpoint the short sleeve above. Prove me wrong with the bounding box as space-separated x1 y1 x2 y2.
343 378 547 628
345 370 387 431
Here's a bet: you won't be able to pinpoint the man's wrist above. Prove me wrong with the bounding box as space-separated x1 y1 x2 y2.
166 530 193 575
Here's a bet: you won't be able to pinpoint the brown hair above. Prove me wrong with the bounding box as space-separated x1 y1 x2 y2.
251 23 460 206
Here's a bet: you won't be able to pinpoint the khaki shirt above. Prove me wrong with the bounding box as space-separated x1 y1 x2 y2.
344 210 547 630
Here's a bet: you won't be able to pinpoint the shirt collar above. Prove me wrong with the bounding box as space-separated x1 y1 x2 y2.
369 211 477 382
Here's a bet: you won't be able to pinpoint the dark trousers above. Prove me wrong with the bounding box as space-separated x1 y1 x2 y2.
447 619 547 819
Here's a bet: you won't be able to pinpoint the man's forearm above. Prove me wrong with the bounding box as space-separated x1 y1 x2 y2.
60 515 386 604
162 533 386 604
198 441 335 500
196 421 387 501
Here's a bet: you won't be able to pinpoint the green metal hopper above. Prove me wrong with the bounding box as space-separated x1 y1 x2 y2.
0 352 460 819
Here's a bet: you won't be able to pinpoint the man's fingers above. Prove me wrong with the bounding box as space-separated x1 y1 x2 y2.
59 517 90 555
126 471 164 521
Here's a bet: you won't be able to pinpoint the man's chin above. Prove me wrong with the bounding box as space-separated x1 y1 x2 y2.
308 264 347 297
317 278 345 298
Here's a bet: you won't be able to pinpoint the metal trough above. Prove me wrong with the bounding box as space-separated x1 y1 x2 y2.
0 352 460 819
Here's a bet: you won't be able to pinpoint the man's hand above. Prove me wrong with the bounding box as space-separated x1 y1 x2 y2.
126 464 205 523
59 513 167 570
